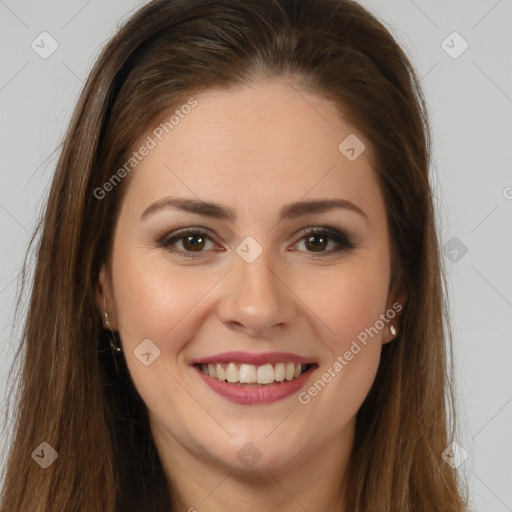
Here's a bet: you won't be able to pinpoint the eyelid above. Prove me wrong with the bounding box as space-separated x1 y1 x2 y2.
292 225 350 242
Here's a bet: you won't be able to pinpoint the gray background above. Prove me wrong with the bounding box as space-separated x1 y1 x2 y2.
0 1 511 510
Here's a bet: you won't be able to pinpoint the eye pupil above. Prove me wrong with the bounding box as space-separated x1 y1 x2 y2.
183 234 205 251
305 234 327 252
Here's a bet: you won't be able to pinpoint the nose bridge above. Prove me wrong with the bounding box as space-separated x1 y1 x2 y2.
217 240 295 335
238 247 279 300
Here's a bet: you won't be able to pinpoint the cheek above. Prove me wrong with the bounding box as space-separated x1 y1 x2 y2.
295 256 391 354
113 255 203 342
111 254 205 424
293 262 389 437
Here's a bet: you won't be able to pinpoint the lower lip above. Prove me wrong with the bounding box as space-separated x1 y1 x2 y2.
194 365 317 405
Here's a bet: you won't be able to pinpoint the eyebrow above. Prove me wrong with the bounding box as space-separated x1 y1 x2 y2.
140 196 368 222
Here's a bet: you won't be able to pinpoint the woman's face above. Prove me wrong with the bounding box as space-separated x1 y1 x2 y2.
99 78 403 472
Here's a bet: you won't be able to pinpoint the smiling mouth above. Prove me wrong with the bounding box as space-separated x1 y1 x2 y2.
194 362 315 386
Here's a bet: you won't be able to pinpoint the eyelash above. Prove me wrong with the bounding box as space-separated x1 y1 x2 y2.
157 226 355 259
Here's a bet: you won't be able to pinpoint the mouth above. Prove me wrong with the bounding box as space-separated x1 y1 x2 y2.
190 352 318 405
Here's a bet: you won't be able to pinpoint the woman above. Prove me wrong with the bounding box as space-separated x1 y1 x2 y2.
1 0 469 510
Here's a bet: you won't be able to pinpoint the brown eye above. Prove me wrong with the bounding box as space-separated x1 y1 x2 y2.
181 233 206 252
304 234 328 252
159 229 217 259
292 227 355 255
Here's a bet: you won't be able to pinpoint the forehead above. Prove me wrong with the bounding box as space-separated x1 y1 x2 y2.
120 79 384 223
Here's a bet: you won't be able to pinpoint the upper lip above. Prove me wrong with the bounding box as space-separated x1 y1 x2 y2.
190 351 317 366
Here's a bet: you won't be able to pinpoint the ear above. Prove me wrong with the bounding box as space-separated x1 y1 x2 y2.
95 263 119 330
381 287 407 345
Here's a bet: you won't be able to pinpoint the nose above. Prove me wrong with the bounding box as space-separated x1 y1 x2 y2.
216 246 297 338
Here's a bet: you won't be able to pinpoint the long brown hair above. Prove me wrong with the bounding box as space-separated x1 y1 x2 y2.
1 0 468 510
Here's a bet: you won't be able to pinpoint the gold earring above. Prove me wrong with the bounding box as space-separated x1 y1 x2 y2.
390 325 397 336
104 297 122 352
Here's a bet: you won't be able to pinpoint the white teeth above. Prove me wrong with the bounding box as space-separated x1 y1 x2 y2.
274 362 285 381
207 364 217 379
285 362 295 381
256 364 274 384
216 364 226 381
226 363 238 383
239 364 256 383
199 362 309 385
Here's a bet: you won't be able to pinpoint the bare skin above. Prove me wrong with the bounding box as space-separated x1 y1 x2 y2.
97 77 405 511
